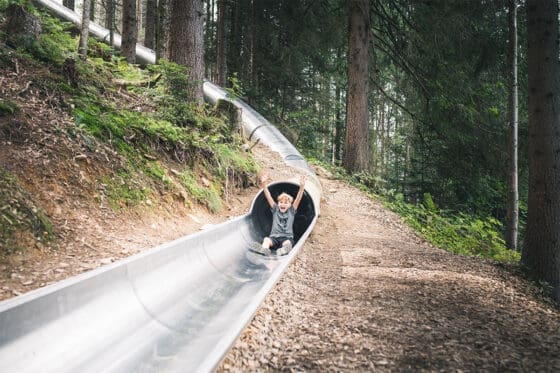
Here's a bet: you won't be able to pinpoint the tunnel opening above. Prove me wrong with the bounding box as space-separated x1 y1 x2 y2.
250 182 316 245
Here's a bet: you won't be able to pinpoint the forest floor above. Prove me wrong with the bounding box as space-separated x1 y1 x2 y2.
1 61 560 372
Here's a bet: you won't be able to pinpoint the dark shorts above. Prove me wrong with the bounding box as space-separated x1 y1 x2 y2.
268 236 294 249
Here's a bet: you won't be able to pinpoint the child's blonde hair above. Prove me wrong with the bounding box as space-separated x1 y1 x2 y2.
277 192 293 204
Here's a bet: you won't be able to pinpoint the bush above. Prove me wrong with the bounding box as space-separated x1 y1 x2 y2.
388 198 520 263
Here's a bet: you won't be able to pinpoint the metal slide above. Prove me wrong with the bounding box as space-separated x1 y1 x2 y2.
0 3 321 372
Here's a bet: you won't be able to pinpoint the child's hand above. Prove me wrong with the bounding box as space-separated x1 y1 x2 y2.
299 175 307 186
259 174 270 187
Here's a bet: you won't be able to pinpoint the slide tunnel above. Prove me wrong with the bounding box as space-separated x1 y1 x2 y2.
0 3 321 372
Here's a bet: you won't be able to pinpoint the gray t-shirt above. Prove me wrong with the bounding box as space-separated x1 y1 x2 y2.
269 204 296 239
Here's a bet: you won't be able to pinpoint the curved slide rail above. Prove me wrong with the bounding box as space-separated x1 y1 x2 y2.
0 3 321 372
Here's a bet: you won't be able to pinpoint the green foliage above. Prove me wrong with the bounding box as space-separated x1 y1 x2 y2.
386 194 520 263
423 192 436 212
0 98 19 115
213 143 259 177
148 60 191 101
7 11 77 66
314 160 520 264
70 55 257 213
225 73 244 100
0 166 53 253
145 161 173 189
178 170 221 213
0 0 29 12
102 172 151 211
31 15 76 66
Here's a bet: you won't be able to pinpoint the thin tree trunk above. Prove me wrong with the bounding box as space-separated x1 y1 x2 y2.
168 0 205 103
334 76 343 164
216 0 227 86
78 0 91 61
523 0 560 301
249 0 256 88
205 0 214 80
506 0 519 251
105 0 115 48
343 0 371 173
145 0 157 49
90 0 95 21
227 0 240 83
136 0 142 38
156 0 169 61
121 0 138 63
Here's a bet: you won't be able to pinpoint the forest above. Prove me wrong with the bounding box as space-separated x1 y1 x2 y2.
53 0 556 300
1 0 560 370
0 0 559 298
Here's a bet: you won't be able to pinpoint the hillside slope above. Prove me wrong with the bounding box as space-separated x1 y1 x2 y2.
0 38 258 300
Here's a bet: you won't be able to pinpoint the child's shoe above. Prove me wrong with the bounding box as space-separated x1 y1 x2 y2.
276 241 292 256
249 242 271 256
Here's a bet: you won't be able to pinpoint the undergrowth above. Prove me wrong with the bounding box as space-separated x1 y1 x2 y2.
312 160 520 264
66 46 259 209
385 192 520 263
20 9 257 211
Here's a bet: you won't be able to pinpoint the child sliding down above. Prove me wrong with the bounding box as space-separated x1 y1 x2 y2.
250 174 306 256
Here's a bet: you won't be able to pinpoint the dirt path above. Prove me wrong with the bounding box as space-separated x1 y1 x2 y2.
219 162 560 372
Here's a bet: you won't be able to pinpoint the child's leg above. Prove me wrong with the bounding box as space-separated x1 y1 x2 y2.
262 237 273 249
276 239 293 256
250 238 271 255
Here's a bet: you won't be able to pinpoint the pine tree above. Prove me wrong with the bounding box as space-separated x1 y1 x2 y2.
343 0 371 173
168 0 205 103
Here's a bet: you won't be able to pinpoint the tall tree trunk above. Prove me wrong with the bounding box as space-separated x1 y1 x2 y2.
168 0 205 103
156 0 169 61
63 0 75 11
343 0 370 173
144 0 157 49
523 0 560 301
78 0 91 61
121 0 138 64
216 0 227 86
506 0 519 251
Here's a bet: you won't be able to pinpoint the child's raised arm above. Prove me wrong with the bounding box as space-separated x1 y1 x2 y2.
293 175 307 211
260 176 275 208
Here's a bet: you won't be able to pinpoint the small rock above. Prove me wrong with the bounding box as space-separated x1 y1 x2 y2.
99 258 113 265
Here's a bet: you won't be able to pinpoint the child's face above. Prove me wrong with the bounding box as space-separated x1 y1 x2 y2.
278 198 292 212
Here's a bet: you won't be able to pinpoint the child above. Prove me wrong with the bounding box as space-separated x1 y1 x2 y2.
250 174 307 256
